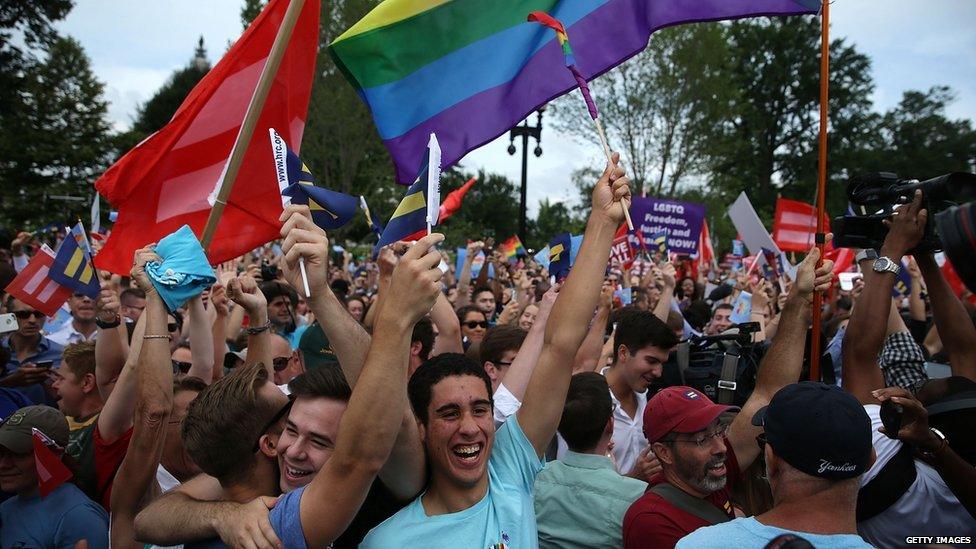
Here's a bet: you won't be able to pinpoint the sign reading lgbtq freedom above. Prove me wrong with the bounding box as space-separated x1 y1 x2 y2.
629 197 705 255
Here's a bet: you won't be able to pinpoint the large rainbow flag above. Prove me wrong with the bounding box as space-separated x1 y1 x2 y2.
329 0 820 183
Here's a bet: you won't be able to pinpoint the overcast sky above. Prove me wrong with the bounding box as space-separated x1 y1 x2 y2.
57 1 976 215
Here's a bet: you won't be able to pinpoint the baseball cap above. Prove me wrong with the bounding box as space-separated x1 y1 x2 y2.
298 321 340 370
0 405 69 454
643 387 739 444
752 382 871 480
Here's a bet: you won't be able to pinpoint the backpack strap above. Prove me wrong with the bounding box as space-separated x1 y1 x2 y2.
716 348 740 405
650 482 732 526
856 442 917 522
676 341 690 385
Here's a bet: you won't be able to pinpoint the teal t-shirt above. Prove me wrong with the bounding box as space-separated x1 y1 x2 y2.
677 517 873 548
361 414 544 548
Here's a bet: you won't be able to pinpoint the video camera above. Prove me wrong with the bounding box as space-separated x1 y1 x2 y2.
833 172 976 254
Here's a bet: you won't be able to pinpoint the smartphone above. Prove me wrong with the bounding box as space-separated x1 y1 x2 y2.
879 399 903 439
0 313 16 335
35 360 54 369
839 272 862 292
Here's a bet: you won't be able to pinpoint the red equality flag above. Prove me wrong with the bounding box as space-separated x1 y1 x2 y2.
610 224 635 269
3 248 72 317
94 0 320 274
438 177 476 223
32 428 73 497
773 198 831 253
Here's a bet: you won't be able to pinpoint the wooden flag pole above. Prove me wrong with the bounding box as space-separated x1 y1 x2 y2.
201 0 307 251
810 0 830 382
593 118 635 231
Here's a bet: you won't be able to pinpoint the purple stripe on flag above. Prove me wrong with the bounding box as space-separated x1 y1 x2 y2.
381 0 816 183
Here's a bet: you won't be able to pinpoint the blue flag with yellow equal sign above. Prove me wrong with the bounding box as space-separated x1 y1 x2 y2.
49 224 99 298
650 230 669 255
271 129 357 230
374 147 437 254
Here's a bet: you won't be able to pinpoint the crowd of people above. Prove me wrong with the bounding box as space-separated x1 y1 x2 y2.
1 159 974 548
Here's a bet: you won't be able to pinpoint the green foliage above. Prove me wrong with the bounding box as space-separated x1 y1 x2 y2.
0 35 112 229
432 169 521 249
240 0 265 28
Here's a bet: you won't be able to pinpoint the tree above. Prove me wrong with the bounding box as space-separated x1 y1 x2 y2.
705 17 876 219
530 198 584 249
552 24 731 197
0 36 112 228
240 0 265 28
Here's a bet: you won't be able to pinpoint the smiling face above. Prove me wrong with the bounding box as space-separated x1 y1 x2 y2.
657 420 730 495
707 307 733 335
517 304 538 331
461 311 487 342
267 295 294 326
616 344 670 393
277 396 347 492
419 375 495 493
473 291 496 316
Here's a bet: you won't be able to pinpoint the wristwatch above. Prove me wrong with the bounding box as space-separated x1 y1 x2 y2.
919 427 948 459
95 314 121 329
872 257 901 275
854 249 878 264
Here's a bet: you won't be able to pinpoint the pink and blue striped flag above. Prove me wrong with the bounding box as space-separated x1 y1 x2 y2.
329 0 820 183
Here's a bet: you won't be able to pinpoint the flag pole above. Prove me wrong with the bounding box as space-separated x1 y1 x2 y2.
201 0 307 251
810 0 830 381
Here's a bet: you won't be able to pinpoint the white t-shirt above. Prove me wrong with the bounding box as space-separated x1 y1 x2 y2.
48 323 97 346
857 405 972 546
493 382 521 428
601 367 648 475
155 464 181 494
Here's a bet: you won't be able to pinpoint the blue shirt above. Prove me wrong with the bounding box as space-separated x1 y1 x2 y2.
361 414 545 549
676 517 873 549
268 484 311 548
283 323 309 350
0 482 109 549
534 451 647 548
3 335 63 405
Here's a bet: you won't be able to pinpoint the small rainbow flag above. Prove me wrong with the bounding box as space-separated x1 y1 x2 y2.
498 235 526 262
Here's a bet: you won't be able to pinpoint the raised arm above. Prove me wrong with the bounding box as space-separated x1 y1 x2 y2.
282 230 444 547
505 284 558 400
279 207 425 500
110 247 174 549
362 245 395 330
455 241 483 309
430 291 463 356
226 275 273 379
916 252 976 381
844 192 928 402
906 258 927 323
519 154 631 456
727 244 833 469
652 263 677 323
97 297 148 442
94 283 129 399
209 284 229 382
573 285 609 374
185 295 215 384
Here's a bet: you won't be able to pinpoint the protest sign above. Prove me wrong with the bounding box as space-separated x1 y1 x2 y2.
628 197 705 255
730 291 753 324
728 192 796 279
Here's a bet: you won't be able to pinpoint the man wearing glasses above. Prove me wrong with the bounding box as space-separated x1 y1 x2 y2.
1 297 64 405
623 242 835 548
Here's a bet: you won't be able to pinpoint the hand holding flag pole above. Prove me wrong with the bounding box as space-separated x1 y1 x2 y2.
528 11 633 231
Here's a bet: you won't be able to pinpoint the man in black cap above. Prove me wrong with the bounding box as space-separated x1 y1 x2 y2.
677 382 874 548
0 405 109 548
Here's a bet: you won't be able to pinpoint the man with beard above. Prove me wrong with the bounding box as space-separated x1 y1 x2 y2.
622 243 835 548
360 155 632 548
49 293 99 346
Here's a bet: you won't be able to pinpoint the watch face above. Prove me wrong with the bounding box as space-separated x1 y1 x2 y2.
874 258 893 272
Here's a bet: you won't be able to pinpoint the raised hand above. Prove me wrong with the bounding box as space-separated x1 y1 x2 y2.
466 240 484 257
279 205 330 294
872 387 938 450
791 235 835 299
96 283 121 323
376 244 398 279
883 190 928 257
659 262 676 289
591 152 631 225
226 274 267 315
382 234 446 322
210 284 230 317
130 246 162 294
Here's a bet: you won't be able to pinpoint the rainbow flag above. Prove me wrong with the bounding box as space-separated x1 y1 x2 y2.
329 0 819 183
498 235 527 262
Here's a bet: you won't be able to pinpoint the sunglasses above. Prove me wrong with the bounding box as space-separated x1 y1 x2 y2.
168 323 179 333
13 310 44 320
172 360 192 374
272 356 291 372
463 321 488 329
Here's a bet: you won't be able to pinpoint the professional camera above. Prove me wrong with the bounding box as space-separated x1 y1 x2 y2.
833 172 976 254
936 201 976 293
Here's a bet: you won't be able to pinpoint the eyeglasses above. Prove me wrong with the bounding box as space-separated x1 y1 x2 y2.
463 321 488 329
272 356 291 372
252 397 294 453
13 310 44 320
168 323 179 333
665 424 730 448
172 360 192 374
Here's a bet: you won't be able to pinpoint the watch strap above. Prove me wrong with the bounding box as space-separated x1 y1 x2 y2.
855 249 878 264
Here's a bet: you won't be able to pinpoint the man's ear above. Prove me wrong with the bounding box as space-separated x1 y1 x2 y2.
416 419 428 446
651 441 673 466
410 340 423 358
82 373 98 395
483 362 500 383
616 344 631 364
259 433 278 458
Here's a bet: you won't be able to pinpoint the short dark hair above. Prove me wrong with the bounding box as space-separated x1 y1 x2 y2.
479 325 527 366
174 376 208 395
472 285 494 299
713 303 733 315
259 281 298 308
288 366 352 402
408 353 493 424
613 307 679 362
455 305 485 325
412 317 435 361
120 287 146 304
559 372 613 452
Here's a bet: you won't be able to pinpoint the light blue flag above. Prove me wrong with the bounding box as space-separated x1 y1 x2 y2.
730 291 753 324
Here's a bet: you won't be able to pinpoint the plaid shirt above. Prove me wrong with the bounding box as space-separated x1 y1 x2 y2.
879 331 927 390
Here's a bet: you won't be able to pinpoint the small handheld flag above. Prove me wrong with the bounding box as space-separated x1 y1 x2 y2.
32 428 72 498
426 133 441 234
49 226 100 299
360 195 384 238
528 11 633 230
498 236 526 263
761 248 781 278
3 247 72 316
650 230 669 256
374 178 430 254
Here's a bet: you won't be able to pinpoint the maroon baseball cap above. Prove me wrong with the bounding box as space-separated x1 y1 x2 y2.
643 387 739 443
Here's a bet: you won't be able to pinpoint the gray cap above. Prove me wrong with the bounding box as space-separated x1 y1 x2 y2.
0 405 69 453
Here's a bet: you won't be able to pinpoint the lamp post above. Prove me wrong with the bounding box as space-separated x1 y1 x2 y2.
508 106 545 244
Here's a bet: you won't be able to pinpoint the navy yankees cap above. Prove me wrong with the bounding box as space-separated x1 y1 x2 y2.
752 382 872 480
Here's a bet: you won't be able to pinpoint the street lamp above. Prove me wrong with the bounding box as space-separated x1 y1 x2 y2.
508 106 545 243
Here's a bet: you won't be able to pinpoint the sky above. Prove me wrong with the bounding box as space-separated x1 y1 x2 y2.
57 1 976 216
